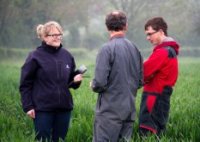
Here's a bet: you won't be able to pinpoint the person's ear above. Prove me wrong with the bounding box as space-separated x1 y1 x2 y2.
124 23 128 31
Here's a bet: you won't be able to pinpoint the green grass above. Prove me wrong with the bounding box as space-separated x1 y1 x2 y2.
0 57 199 142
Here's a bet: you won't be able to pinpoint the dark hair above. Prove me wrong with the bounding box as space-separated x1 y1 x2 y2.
145 17 168 36
105 11 127 31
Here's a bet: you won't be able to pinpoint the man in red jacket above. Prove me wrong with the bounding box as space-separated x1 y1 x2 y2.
139 17 180 136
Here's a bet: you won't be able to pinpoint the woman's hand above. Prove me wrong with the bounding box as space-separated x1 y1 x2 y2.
27 109 35 119
73 74 83 83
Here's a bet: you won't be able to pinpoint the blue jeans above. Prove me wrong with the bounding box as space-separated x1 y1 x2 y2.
34 111 71 142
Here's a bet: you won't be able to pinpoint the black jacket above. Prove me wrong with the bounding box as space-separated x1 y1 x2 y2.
19 42 81 113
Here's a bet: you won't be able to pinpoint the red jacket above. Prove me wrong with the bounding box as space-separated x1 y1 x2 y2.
144 39 180 94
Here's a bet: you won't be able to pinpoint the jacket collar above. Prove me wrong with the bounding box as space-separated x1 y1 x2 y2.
110 32 125 40
40 41 62 53
153 40 180 55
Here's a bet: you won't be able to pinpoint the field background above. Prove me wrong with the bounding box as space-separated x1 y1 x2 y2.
0 48 200 142
1 1 200 141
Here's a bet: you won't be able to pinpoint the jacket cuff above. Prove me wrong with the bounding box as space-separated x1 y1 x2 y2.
23 106 34 113
69 81 82 89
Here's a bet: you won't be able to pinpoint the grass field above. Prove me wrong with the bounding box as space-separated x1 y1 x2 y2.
0 56 200 142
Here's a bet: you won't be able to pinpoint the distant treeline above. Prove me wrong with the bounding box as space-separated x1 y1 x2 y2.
0 47 199 63
0 0 200 49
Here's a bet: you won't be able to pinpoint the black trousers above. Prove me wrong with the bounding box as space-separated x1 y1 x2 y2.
34 111 71 142
139 86 172 136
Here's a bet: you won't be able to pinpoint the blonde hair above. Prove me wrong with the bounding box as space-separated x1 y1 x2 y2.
36 21 63 40
36 24 44 39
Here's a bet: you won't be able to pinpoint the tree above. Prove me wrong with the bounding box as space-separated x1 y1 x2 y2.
0 0 90 48
0 0 16 47
0 0 199 48
190 0 200 35
106 0 198 47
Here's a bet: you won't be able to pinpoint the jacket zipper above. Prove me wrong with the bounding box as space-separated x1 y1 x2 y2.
56 59 62 104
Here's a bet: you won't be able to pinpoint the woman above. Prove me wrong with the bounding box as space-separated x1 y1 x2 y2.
19 21 83 142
